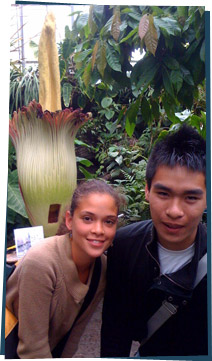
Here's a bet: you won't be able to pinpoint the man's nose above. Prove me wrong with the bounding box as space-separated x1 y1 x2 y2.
166 198 184 218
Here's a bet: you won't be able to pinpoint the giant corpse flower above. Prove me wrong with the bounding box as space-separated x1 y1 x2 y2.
9 13 91 237
9 101 91 237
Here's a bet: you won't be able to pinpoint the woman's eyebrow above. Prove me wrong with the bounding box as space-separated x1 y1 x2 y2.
81 211 117 218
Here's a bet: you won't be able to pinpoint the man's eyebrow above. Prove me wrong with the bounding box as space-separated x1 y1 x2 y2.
153 183 204 195
153 183 171 192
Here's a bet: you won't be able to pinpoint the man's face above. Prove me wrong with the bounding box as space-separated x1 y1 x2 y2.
145 165 206 250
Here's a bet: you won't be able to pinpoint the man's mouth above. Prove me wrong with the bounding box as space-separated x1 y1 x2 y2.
163 222 184 230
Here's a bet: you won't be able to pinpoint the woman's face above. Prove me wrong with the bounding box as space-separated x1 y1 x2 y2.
65 193 118 263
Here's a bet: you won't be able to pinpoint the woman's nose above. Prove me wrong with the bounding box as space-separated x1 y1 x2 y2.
91 221 104 234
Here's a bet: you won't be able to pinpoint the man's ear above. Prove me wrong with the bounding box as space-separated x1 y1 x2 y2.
65 210 72 231
145 183 150 202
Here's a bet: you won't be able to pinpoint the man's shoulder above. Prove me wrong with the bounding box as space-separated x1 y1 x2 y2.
114 219 152 246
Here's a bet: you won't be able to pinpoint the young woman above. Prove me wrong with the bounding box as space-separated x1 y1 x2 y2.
6 179 123 358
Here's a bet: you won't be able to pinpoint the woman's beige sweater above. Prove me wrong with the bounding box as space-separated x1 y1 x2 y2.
6 233 106 358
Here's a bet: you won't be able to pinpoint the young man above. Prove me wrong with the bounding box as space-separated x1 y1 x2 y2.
101 125 207 357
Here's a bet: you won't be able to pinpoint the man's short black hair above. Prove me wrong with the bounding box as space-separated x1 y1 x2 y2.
146 125 206 190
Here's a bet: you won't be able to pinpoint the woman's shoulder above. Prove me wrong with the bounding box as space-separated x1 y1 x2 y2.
17 234 68 272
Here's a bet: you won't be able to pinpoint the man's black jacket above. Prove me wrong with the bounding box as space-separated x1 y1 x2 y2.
101 220 207 357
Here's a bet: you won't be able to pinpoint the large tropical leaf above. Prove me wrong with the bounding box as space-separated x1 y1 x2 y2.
125 97 141 137
96 41 107 78
170 70 183 93
62 83 73 107
106 44 122 72
163 55 180 70
144 14 158 56
7 170 28 219
101 97 113 108
83 61 92 88
111 6 121 42
154 17 181 36
120 27 138 44
140 97 152 124
162 67 175 98
91 40 99 70
88 5 98 36
138 14 149 41
74 49 93 63
132 56 160 93
76 13 89 31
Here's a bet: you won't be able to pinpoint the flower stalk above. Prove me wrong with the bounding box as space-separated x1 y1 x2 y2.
9 12 92 237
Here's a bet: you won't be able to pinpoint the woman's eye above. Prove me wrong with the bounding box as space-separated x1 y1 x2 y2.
83 216 92 222
105 219 116 226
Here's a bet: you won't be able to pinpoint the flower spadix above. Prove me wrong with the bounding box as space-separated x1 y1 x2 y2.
9 100 91 237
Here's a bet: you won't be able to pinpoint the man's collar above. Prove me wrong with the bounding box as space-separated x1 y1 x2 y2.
147 223 207 292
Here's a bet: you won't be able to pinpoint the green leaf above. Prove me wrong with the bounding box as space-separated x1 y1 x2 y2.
88 5 98 36
62 83 72 107
79 166 94 180
105 120 118 134
200 40 205 62
91 40 99 70
140 97 152 123
132 56 160 92
59 60 66 80
180 66 195 86
100 16 113 37
151 100 160 120
162 94 179 123
162 67 175 98
125 98 140 136
163 55 180 70
96 41 107 78
7 170 28 219
120 27 138 43
62 38 75 60
101 97 113 108
115 155 123 165
106 44 122 72
125 118 136 137
105 109 115 120
76 13 89 31
83 61 92 88
154 17 181 36
75 139 93 149
74 49 92 63
76 157 93 167
170 70 183 93
77 94 87 108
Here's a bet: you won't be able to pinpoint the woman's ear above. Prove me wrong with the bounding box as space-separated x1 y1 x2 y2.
145 183 150 202
65 210 72 231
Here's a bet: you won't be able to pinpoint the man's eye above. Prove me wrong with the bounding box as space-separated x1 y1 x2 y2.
186 196 198 202
158 191 168 197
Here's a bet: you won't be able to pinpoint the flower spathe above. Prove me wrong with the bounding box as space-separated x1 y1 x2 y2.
9 100 92 237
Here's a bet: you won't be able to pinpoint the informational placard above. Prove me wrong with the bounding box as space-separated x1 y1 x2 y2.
14 226 44 259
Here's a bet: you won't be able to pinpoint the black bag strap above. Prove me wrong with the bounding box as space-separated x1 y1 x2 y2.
138 252 207 350
52 256 102 358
